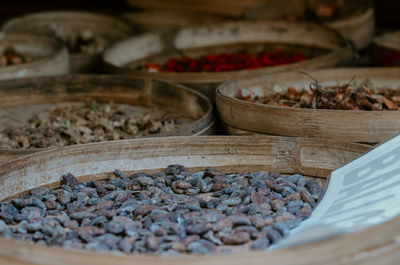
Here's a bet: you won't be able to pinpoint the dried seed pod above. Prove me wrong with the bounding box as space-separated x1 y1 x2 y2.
250 215 265 229
62 173 79 189
251 238 270 250
300 189 315 207
222 231 250 245
271 199 285 211
296 203 312 220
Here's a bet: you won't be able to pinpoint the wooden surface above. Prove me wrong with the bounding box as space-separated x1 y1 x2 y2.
0 74 214 163
0 33 69 79
0 135 375 264
102 21 352 102
216 67 400 144
2 11 134 73
245 0 374 50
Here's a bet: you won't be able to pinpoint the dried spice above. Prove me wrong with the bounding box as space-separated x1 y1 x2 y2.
50 24 108 54
0 101 178 149
0 165 323 255
235 77 400 111
0 47 30 67
143 49 309 73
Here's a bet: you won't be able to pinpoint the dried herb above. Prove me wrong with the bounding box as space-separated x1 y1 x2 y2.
0 101 177 149
0 166 323 255
235 77 400 111
143 49 308 73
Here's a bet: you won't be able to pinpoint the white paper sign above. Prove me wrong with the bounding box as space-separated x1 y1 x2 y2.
275 134 400 248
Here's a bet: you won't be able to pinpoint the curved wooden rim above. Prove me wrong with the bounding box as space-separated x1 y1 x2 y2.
222 123 377 146
327 7 374 50
327 7 374 28
373 30 400 51
193 116 217 135
0 32 68 73
0 135 386 265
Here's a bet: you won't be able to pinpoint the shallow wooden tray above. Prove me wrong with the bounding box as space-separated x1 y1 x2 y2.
0 33 69 80
0 74 214 163
102 21 352 102
0 135 375 264
2 11 134 73
216 67 400 144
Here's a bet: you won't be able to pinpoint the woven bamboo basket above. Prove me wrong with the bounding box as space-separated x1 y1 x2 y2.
2 11 134 73
102 21 352 102
216 67 400 143
0 135 377 264
0 75 214 163
0 33 69 80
